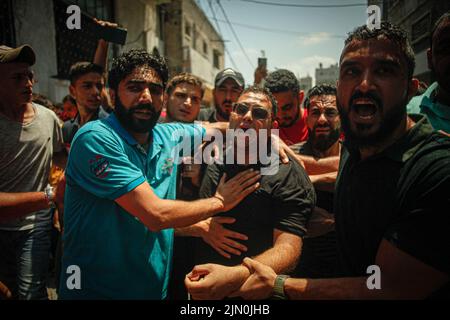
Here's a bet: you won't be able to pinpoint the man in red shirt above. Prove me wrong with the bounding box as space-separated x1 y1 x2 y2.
264 69 308 145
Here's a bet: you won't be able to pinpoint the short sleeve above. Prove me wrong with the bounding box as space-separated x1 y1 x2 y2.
155 122 205 158
384 143 450 275
270 160 316 238
66 128 145 200
51 111 64 153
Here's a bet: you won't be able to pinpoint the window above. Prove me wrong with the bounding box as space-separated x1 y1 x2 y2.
412 13 431 42
69 0 113 20
185 21 192 38
53 0 114 79
0 0 16 47
203 40 208 55
213 49 221 69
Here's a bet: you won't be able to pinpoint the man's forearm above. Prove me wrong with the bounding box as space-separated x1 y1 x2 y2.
0 192 49 223
285 277 385 300
175 219 208 237
298 155 340 175
253 242 300 274
309 171 337 192
94 39 109 69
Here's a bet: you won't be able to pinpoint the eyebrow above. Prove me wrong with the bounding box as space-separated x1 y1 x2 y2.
127 79 163 88
341 57 402 69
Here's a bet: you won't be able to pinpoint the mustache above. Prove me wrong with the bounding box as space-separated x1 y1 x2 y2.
129 103 156 113
349 91 382 108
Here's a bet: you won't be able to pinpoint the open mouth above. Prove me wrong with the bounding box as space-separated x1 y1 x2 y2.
352 99 378 122
133 109 153 119
315 127 331 134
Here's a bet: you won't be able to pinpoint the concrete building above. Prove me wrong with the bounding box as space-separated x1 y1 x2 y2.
299 75 312 94
161 0 225 106
367 0 450 84
0 0 223 107
315 63 339 86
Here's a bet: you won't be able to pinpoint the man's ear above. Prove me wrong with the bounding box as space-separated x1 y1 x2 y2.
298 90 305 105
163 92 169 108
109 88 116 106
427 48 433 70
69 85 76 100
408 78 419 101
271 119 279 130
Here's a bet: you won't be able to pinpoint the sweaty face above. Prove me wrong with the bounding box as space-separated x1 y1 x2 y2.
307 95 341 151
0 63 34 108
70 72 104 112
229 92 273 160
113 66 164 133
213 78 243 121
337 38 413 148
430 19 450 95
272 90 299 128
166 82 202 123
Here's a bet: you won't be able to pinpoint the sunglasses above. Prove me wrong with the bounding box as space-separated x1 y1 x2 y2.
233 103 270 120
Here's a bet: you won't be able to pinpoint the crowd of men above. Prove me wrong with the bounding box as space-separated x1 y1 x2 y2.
0 12 449 300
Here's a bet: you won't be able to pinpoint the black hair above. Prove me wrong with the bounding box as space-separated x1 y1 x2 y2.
69 62 104 85
240 85 278 117
108 49 168 92
304 84 337 110
430 11 450 48
166 72 204 97
344 22 416 79
264 69 299 95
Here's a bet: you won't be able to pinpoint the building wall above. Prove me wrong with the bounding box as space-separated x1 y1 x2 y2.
368 0 450 84
164 0 224 87
12 0 59 102
315 63 339 86
163 0 183 76
115 0 164 55
299 76 312 93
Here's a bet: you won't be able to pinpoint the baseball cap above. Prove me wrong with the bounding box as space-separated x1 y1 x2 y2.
214 68 245 88
0 44 36 66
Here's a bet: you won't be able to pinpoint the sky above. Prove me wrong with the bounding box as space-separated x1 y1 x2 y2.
195 0 369 86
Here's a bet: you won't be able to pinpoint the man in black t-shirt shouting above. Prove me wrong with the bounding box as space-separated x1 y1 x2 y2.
185 86 316 300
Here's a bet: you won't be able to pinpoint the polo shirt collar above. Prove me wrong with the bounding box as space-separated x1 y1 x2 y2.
106 113 139 146
420 82 450 120
106 113 165 160
344 114 433 163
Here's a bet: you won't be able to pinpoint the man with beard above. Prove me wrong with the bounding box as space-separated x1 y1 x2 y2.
291 84 341 279
198 68 244 122
185 86 315 300
58 50 260 300
220 22 450 300
161 73 247 299
407 11 450 134
264 69 308 145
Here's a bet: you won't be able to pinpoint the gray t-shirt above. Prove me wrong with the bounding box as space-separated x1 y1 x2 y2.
0 103 64 230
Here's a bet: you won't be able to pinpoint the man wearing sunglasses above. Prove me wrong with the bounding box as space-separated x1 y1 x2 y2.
185 86 316 300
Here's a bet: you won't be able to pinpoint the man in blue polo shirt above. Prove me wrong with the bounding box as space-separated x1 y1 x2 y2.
59 49 260 300
407 11 450 133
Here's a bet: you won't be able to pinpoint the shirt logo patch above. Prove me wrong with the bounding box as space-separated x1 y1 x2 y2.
161 158 174 175
89 155 110 178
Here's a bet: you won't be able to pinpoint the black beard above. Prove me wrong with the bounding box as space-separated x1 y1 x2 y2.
215 103 231 121
114 96 160 134
337 96 407 149
308 127 341 152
